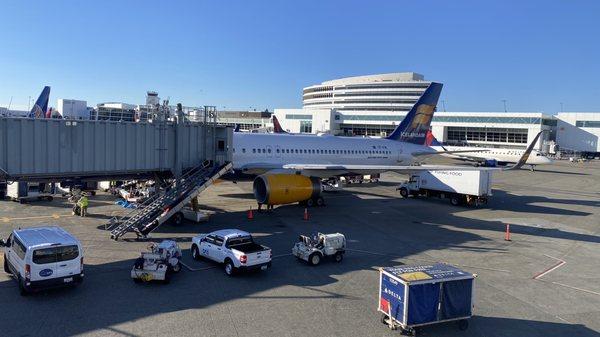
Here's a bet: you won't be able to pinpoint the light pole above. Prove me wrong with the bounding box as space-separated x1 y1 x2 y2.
441 100 447 112
501 99 507 112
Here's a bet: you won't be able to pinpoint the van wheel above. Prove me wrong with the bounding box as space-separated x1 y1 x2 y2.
334 252 343 263
399 188 409 198
309 253 321 266
224 259 236 276
316 197 325 207
172 212 184 226
191 245 201 261
450 195 462 206
3 255 11 274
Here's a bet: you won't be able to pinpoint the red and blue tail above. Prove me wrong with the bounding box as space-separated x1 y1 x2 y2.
386 82 442 144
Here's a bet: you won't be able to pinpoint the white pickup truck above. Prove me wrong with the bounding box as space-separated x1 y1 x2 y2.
191 229 272 276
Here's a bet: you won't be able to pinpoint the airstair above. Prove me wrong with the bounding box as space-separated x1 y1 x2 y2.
109 161 232 240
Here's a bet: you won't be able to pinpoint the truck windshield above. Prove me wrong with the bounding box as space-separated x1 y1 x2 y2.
33 245 79 264
226 236 253 248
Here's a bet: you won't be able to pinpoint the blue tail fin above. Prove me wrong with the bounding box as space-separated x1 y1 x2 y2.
28 86 51 118
386 82 442 144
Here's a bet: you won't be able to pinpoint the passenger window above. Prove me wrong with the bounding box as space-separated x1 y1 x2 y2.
204 235 216 245
268 148 272 153
242 148 246 153
252 149 256 153
13 237 26 260
214 236 224 246
276 149 279 153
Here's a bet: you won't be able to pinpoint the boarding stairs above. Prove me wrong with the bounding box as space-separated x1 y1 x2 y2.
109 161 232 240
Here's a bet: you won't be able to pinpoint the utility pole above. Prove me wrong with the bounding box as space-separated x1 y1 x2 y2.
501 99 507 112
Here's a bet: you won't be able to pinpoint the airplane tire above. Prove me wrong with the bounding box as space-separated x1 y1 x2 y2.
306 198 315 207
316 197 325 207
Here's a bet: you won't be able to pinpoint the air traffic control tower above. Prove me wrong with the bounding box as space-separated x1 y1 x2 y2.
0 105 233 240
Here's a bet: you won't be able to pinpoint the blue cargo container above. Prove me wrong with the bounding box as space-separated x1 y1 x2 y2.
378 264 475 335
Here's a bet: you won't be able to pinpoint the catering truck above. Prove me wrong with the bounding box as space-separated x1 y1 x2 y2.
396 170 492 207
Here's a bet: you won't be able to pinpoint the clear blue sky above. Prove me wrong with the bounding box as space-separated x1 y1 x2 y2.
1 0 599 113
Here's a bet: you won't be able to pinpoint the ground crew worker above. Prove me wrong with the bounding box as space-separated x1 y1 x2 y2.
78 194 89 217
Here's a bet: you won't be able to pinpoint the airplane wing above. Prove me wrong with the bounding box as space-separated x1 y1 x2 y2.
283 131 545 174
412 149 490 157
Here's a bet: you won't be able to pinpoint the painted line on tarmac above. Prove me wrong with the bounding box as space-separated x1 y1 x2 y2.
346 249 510 273
1 213 71 222
181 253 292 272
533 254 566 280
550 282 600 297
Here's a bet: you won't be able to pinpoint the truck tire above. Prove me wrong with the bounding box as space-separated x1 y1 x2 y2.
191 245 201 261
224 259 236 276
172 212 184 226
399 187 409 198
450 195 462 206
3 255 10 274
309 253 321 266
334 252 343 263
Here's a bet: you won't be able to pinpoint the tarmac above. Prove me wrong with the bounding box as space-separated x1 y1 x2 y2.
0 160 598 337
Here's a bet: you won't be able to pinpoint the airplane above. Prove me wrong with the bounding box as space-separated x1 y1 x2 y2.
27 86 51 118
232 82 542 208
272 115 289 134
425 130 553 170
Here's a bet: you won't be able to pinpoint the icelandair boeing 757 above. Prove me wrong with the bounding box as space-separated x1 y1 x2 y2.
231 83 543 208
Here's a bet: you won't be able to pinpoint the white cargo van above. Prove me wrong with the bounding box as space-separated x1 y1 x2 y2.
1 226 84 295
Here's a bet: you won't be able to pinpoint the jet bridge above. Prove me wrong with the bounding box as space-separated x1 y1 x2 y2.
0 115 232 181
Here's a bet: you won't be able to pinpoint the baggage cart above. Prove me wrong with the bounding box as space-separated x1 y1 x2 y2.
378 264 476 336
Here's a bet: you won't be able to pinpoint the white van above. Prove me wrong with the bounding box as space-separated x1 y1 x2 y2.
1 226 84 295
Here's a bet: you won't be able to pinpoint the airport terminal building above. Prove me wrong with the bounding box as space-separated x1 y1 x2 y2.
274 72 557 150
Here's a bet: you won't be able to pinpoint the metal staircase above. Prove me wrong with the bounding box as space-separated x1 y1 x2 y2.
109 161 232 240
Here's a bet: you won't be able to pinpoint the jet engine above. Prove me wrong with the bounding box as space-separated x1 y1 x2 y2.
253 174 322 206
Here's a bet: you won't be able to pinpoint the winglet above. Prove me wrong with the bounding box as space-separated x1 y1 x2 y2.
272 115 288 134
505 131 544 170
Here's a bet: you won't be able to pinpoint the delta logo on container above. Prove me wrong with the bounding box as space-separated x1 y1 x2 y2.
39 269 53 277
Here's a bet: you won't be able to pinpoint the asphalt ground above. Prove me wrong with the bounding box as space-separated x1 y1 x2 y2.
0 160 598 337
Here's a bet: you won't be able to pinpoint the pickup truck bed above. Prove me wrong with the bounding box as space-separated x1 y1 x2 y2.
230 242 267 254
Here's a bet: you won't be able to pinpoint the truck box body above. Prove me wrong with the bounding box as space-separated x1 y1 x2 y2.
416 170 492 196
379 264 475 328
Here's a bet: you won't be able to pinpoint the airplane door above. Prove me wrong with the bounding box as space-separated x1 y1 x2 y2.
266 145 273 158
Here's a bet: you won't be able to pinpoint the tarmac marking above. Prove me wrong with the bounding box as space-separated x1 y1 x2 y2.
550 282 600 297
533 254 566 280
1 213 70 222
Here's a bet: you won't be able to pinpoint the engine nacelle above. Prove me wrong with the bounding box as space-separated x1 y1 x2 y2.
253 174 322 206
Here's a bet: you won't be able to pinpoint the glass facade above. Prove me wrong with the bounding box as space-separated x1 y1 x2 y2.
446 127 528 144
575 120 600 128
285 114 312 120
300 121 312 133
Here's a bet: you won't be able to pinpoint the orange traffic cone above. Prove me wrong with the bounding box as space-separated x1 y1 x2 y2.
247 208 254 220
504 223 511 241
303 208 309 221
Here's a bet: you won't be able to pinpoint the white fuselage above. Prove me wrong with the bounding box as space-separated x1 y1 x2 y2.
435 146 553 165
232 133 431 177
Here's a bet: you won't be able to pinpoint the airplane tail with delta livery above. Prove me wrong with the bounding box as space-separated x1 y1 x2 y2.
386 82 442 144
